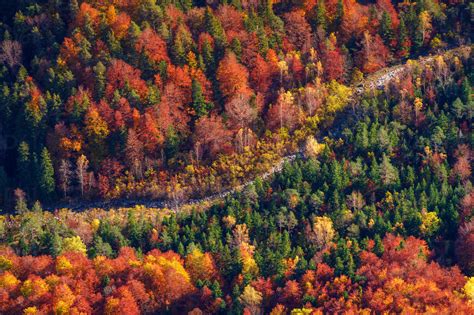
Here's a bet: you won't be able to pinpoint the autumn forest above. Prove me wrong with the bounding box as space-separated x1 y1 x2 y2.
0 0 473 314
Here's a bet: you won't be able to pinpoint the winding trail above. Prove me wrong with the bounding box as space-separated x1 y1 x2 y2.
45 46 471 212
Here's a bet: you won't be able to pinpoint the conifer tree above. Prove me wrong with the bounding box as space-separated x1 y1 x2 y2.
39 147 55 199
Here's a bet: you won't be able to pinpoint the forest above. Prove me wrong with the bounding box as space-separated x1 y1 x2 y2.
0 0 472 208
0 0 473 314
0 42 472 314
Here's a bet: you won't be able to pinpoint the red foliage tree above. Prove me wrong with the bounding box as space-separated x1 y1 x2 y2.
456 221 474 275
357 32 390 73
106 59 148 100
216 52 251 99
323 36 345 82
266 92 302 131
135 28 170 64
283 10 312 53
158 83 191 135
194 114 233 159
250 54 274 94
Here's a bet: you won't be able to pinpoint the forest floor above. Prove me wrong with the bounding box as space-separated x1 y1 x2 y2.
46 45 472 213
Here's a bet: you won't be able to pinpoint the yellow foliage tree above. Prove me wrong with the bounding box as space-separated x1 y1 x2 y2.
420 210 440 237
20 278 49 298
325 80 352 114
56 256 73 274
0 271 20 290
240 285 262 315
304 136 326 159
463 277 474 301
308 216 335 250
185 248 218 283
62 236 87 255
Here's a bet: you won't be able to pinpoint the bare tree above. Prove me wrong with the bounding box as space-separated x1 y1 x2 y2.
0 40 22 73
125 129 144 179
76 155 89 197
58 159 72 198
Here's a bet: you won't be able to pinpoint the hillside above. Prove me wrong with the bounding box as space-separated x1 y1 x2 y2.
0 0 472 210
0 40 472 313
0 1 473 314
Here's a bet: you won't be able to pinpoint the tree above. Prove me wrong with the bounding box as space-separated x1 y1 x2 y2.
239 285 262 315
357 31 390 73
192 79 212 118
0 40 22 74
216 52 250 99
135 27 170 63
225 92 257 131
379 154 399 187
185 248 218 284
304 136 326 159
307 216 335 250
194 114 232 160
456 222 474 275
58 159 73 198
266 91 301 131
105 286 140 315
283 10 312 52
62 236 87 255
125 129 144 178
39 147 55 199
419 11 432 46
17 141 31 193
93 61 106 99
84 106 110 165
76 154 89 196
204 7 226 50
311 0 327 32
158 83 191 135
323 34 345 81
379 11 394 47
14 188 28 214
106 59 148 100
250 54 273 94
398 18 410 58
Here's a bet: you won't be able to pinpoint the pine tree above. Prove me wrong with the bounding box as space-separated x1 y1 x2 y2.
205 8 226 51
230 38 242 61
83 14 96 40
334 0 344 29
398 18 410 58
39 147 55 199
374 234 384 256
192 79 213 117
201 39 215 75
93 61 106 100
69 0 79 20
17 141 31 193
369 156 380 186
312 0 327 32
380 11 394 47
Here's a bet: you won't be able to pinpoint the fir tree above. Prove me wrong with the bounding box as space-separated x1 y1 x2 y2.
39 147 55 200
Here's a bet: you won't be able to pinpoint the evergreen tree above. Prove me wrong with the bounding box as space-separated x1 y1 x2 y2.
230 38 242 61
334 0 344 29
374 234 385 256
398 18 410 58
17 141 31 193
39 147 55 200
93 61 106 100
312 0 327 32
192 79 213 117
380 11 394 47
